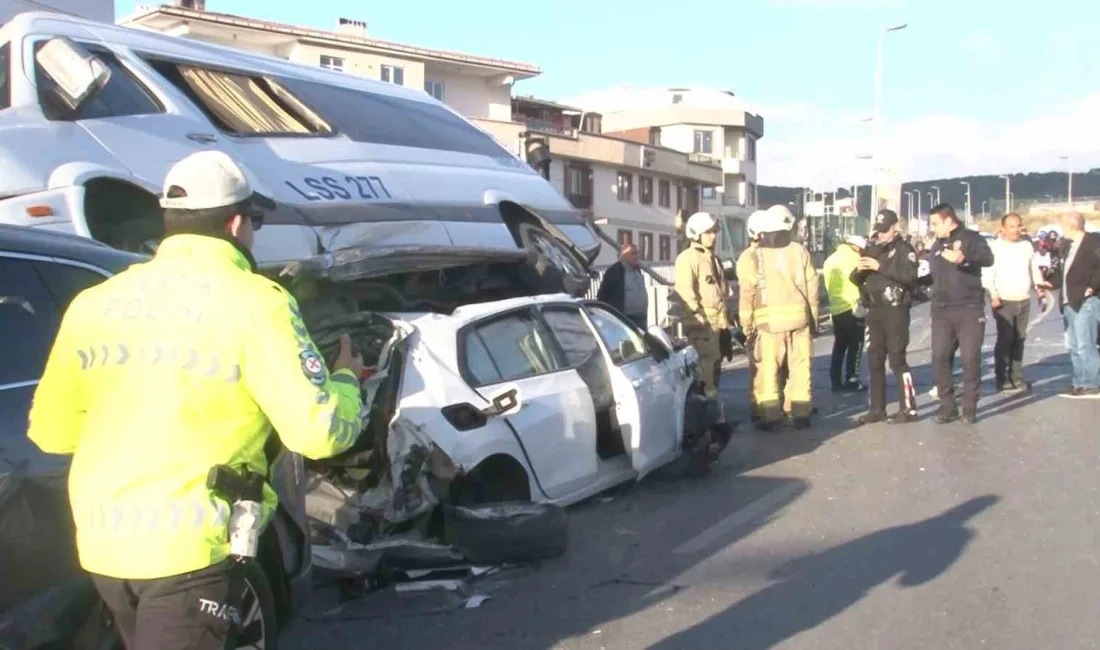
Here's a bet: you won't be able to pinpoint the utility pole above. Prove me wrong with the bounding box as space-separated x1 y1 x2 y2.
982 199 988 219
1060 155 1073 205
870 23 909 222
960 181 971 226
1000 175 1012 214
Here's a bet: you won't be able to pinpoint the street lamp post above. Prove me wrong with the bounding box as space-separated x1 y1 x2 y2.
1060 155 1073 205
1000 175 1012 214
931 185 941 206
960 181 971 225
927 192 934 212
982 200 988 219
870 23 909 221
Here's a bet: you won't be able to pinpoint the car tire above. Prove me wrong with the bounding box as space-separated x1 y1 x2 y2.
443 502 568 565
514 221 591 297
236 561 280 650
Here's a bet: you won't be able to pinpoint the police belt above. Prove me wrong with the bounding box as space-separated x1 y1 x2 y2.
865 287 910 308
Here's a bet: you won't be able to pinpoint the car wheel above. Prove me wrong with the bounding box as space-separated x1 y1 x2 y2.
443 502 568 565
515 221 591 296
236 561 279 650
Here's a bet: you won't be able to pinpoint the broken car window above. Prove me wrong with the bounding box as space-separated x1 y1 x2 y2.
587 306 649 365
540 307 601 368
465 312 562 386
146 59 331 137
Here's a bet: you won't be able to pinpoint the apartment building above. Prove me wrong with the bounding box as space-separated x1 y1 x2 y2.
121 1 540 121
566 86 764 261
475 97 722 267
1 0 112 24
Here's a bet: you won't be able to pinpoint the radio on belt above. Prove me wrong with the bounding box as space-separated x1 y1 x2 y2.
206 465 266 560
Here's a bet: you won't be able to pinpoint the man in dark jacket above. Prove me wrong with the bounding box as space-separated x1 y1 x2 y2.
1052 212 1100 398
927 203 995 424
852 209 920 424
597 244 648 328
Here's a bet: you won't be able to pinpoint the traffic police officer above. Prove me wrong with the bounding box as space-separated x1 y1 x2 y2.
675 211 732 398
737 208 820 430
28 151 365 650
852 209 919 424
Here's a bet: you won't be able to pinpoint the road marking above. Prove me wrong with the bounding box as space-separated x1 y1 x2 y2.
673 482 804 555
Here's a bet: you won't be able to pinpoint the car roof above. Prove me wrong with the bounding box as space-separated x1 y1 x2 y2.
0 224 145 272
396 293 581 328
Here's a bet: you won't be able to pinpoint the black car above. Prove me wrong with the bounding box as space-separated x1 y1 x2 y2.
0 225 310 649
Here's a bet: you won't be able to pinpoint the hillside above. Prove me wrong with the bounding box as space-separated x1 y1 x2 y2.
760 169 1100 220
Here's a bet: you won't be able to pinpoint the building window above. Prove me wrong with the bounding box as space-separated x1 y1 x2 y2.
747 182 757 206
617 172 633 202
564 163 593 209
639 176 654 205
319 55 344 72
639 232 654 261
618 229 633 247
658 180 671 208
381 65 404 85
659 235 671 261
702 186 716 200
582 114 602 134
747 136 757 162
648 127 661 146
424 80 444 100
693 130 713 154
676 184 683 211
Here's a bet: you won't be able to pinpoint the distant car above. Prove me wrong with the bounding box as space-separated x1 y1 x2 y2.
0 225 307 650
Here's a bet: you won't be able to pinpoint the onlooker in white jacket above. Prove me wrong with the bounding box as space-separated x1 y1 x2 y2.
982 213 1048 392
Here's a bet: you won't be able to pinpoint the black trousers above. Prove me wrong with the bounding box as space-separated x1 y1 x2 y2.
932 306 986 416
830 310 866 388
866 305 915 414
993 299 1030 386
93 561 243 650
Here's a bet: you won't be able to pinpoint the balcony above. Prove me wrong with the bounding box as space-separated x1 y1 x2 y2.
471 118 722 186
721 157 756 178
519 119 577 138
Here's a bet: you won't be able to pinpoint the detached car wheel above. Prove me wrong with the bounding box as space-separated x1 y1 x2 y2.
443 502 568 565
515 222 591 297
236 561 279 650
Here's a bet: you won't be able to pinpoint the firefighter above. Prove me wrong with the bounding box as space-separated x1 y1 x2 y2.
742 210 768 422
27 151 365 650
737 207 820 430
851 209 919 424
675 211 732 399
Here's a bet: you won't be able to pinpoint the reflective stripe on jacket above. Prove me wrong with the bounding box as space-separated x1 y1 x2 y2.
823 245 862 315
736 241 820 333
28 235 363 580
674 243 731 331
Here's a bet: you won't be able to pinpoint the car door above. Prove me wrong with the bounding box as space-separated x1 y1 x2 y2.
584 304 679 478
0 255 89 628
461 308 599 500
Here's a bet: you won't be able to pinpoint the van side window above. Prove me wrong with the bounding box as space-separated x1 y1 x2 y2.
0 43 10 110
36 48 162 121
277 77 509 157
146 60 331 137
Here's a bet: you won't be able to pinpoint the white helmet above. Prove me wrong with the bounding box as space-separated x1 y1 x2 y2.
746 210 769 239
685 211 719 240
756 208 788 234
766 204 796 230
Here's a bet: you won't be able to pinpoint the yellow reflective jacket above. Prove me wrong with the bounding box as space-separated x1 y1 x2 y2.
674 243 731 331
736 239 820 334
28 235 363 580
823 244 862 315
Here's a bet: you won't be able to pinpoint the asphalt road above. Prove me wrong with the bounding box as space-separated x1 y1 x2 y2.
283 299 1100 650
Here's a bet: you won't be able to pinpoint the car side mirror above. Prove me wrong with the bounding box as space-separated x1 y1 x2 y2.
481 388 521 418
617 339 638 361
35 37 111 113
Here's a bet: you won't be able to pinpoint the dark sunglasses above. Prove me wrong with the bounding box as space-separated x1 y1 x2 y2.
243 209 264 231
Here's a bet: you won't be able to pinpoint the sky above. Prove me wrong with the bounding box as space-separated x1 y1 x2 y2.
113 0 1100 188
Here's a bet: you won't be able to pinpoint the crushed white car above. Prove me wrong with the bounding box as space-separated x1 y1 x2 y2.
292 280 731 574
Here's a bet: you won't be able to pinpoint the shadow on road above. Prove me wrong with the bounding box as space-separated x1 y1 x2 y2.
648 495 1000 650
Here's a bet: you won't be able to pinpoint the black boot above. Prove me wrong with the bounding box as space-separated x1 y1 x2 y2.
858 411 887 426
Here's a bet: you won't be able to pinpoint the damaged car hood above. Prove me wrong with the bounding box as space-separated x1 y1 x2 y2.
280 243 528 283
